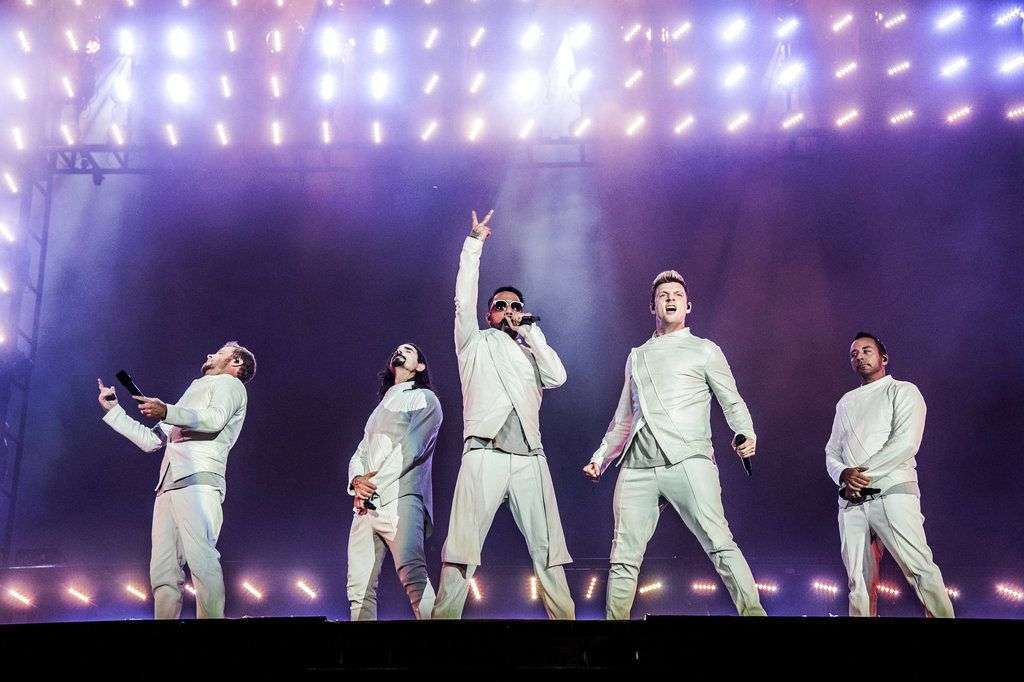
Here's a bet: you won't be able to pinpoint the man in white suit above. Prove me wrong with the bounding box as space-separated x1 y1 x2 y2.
826 332 954 618
433 209 575 620
347 342 442 620
97 341 255 619
583 271 765 619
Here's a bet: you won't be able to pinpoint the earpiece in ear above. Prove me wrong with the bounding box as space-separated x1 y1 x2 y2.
686 303 693 312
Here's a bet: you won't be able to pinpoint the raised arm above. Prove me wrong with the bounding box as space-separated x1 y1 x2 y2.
163 376 246 433
859 383 927 481
99 379 166 453
518 323 567 389
586 355 636 476
454 209 493 352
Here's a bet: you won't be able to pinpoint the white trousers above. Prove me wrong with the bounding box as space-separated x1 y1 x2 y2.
838 493 954 617
606 458 765 619
347 495 435 620
433 450 575 620
150 484 225 619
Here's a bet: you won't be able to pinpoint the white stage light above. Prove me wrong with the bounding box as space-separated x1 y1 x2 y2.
370 70 390 101
373 28 389 55
467 116 485 142
995 7 1023 26
17 29 31 53
835 61 858 79
691 581 718 594
945 105 972 124
518 119 536 140
420 119 438 142
165 74 192 104
320 27 341 57
756 582 780 594
110 123 125 146
585 576 599 600
889 108 915 125
884 13 908 30
624 69 643 89
727 111 751 133
168 26 193 59
320 120 332 144
625 113 646 136
570 68 593 93
721 16 748 43
62 75 75 99
529 576 538 601
67 586 91 604
424 27 439 50
776 17 800 40
520 24 542 51
11 77 27 102
624 23 642 43
673 114 696 135
812 580 839 595
3 172 18 194
835 108 860 128
945 587 961 600
114 76 132 103
184 584 197 596
470 26 486 49
573 117 592 137
511 70 541 103
832 13 854 33
1000 53 1024 75
777 61 805 86
423 72 440 95
887 60 911 77
319 73 337 101
11 128 25 152
372 120 383 144
226 29 238 53
271 120 282 146
270 29 283 53
638 581 663 595
118 28 136 56
877 583 901 598
125 584 147 601
1006 104 1024 120
219 74 232 99
469 577 483 601
469 71 486 95
7 588 31 606
935 8 966 32
215 122 229 146
781 112 805 129
569 23 592 48
241 581 264 600
270 74 282 99
296 580 318 599
65 29 80 53
60 123 75 145
723 64 747 89
940 55 969 78
164 123 178 147
673 66 696 87
671 22 693 41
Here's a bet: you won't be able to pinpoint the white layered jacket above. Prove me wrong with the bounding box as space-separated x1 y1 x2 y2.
589 327 755 473
102 374 248 494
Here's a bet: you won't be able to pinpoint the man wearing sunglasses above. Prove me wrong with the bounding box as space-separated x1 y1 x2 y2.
432 209 574 620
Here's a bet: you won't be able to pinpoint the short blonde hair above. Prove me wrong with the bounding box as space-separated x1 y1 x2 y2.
650 270 690 306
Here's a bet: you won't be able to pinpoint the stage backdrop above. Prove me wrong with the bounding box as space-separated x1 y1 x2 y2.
13 132 1024 614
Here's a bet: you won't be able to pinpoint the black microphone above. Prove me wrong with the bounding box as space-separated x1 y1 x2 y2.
115 370 144 397
519 315 541 325
734 434 753 476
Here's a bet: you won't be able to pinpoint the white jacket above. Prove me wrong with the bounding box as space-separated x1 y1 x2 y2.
590 327 755 473
454 236 566 449
825 375 925 496
347 381 442 524
102 374 248 493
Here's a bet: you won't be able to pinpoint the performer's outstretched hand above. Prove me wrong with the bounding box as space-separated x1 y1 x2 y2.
582 462 601 482
733 435 757 458
351 471 378 500
97 379 118 412
134 395 168 420
469 209 494 242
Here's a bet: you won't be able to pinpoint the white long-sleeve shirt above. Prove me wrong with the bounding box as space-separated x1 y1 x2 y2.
825 375 926 496
102 374 248 494
347 381 442 523
589 327 755 473
454 236 566 450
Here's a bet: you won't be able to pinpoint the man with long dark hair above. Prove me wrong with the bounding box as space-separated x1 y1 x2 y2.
97 341 256 619
433 210 574 620
826 332 954 617
347 342 442 620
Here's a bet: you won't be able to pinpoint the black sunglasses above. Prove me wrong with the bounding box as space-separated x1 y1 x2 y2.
491 300 524 313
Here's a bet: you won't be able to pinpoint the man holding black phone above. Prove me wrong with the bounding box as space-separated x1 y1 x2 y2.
582 270 765 619
97 341 255 619
825 332 954 617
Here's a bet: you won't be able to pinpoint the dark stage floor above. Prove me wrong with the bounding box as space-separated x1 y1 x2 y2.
0 615 1019 675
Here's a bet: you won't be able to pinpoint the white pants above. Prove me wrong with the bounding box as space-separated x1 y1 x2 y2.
839 493 954 618
433 450 575 620
606 458 765 619
347 495 435 620
150 485 225 619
